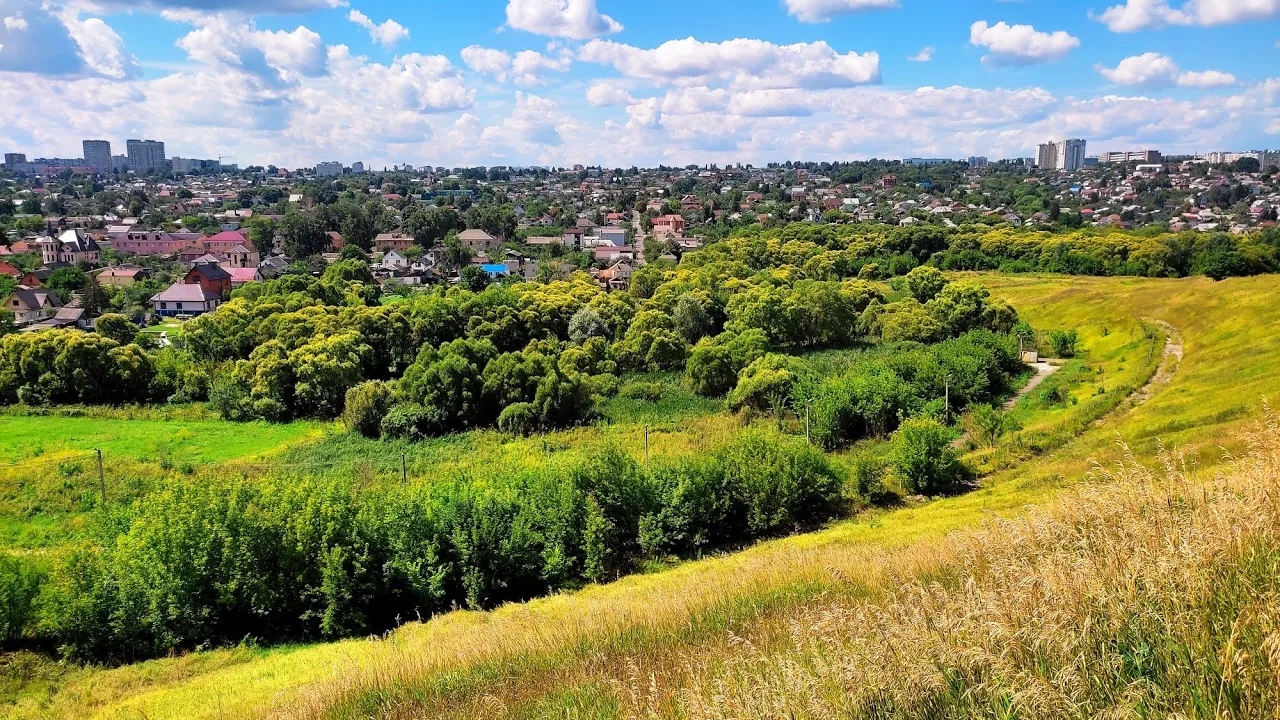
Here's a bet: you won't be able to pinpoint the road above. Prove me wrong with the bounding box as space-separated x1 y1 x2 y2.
631 212 647 265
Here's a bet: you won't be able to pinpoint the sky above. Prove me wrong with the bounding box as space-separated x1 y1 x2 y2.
0 0 1277 169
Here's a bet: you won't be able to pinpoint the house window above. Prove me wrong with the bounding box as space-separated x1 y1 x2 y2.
161 303 167 310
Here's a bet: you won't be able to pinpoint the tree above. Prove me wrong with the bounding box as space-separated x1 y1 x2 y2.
441 233 472 270
890 417 968 495
244 217 277 255
404 206 463 248
903 266 947 303
460 265 490 292
19 196 41 215
672 294 713 344
338 203 376 251
278 211 327 258
95 313 136 345
80 276 108 318
47 267 88 303
568 307 610 344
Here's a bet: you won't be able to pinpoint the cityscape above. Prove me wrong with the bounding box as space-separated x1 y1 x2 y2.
1 1 1280 718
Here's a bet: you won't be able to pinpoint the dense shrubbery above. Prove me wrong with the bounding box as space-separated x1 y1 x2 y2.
12 432 845 662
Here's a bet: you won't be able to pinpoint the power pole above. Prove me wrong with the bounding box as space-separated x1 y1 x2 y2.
96 448 106 506
944 378 950 424
401 453 407 484
804 402 811 443
644 426 650 464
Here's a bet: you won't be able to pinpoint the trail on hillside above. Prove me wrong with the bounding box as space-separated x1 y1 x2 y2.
1093 320 1182 427
1003 361 1061 411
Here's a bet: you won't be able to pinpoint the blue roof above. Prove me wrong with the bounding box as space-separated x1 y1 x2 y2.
481 264 510 275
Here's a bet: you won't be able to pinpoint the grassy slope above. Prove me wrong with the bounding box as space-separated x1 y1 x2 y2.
9 273 1280 720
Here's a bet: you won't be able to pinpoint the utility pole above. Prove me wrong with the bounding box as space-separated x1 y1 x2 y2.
96 448 106 506
401 453 407 484
805 402 811 443
644 426 650 464
944 378 950 424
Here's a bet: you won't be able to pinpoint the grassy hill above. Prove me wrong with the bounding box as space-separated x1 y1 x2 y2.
5 273 1280 719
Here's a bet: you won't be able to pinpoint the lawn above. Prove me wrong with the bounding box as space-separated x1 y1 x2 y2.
6 273 1279 719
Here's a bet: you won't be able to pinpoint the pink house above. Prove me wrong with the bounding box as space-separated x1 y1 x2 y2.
652 214 686 237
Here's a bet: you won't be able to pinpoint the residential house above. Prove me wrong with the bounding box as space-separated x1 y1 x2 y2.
0 262 21 279
458 229 499 253
3 289 62 324
150 283 221 317
652 215 686 237
258 255 290 279
374 232 413 252
598 227 627 246
95 267 151 287
480 263 511 279
226 267 261 288
22 307 90 332
596 260 632 289
37 229 100 265
183 259 232 296
382 250 409 269
19 264 69 288
562 227 584 249
593 245 635 263
326 231 344 250
112 231 202 255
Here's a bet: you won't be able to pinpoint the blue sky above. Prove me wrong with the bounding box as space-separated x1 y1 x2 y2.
0 0 1277 168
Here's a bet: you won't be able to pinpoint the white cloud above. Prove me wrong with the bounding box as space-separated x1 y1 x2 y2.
505 0 621 40
511 49 570 84
174 16 327 85
1177 69 1238 87
585 80 633 106
1094 0 1280 32
3 14 26 30
1096 52 1179 85
460 45 511 81
347 10 408 49
782 0 899 23
908 46 933 62
969 21 1079 66
1097 52 1238 88
578 37 880 89
0 0 137 78
96 0 344 13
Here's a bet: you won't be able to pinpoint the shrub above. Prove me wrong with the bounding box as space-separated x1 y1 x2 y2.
619 381 663 402
343 381 391 438
497 402 538 436
95 314 136 346
728 354 811 414
685 342 737 397
380 402 440 440
964 404 1021 448
672 294 714 344
568 307 610 344
890 417 968 496
0 554 43 644
1049 329 1079 358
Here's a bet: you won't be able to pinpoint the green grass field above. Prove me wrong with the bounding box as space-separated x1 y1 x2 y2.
2 272 1277 719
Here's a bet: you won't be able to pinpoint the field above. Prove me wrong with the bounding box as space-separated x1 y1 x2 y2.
2 272 1278 719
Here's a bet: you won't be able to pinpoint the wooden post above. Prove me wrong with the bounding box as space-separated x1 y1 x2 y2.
401 453 407 484
644 426 650 464
944 378 950 423
96 448 106 506
804 402 811 443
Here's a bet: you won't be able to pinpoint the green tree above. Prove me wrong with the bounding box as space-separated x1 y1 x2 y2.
459 265 490 292
903 266 948 303
95 313 136 345
890 417 967 495
80 276 109 318
47 267 89 303
278 211 327 258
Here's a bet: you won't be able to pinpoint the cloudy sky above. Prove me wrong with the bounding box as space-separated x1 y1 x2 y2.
1 0 1277 168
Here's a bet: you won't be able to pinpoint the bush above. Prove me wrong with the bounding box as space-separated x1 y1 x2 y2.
380 402 441 440
95 314 136 346
0 554 43 644
343 381 391 438
619 381 663 402
568 307 610 344
497 402 538 436
1049 329 1079 358
964 404 1021 448
728 354 811 414
904 266 947 303
890 418 968 496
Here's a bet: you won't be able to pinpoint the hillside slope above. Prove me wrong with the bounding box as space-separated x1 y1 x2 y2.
10 273 1280 720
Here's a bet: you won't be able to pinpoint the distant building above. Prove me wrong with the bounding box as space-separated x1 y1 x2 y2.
1205 150 1280 170
1037 139 1087 171
150 283 221 318
82 140 111 174
37 230 100 265
126 139 166 172
1102 150 1162 164
315 161 343 177
457 228 499 253
902 158 950 166
171 157 221 173
3 153 26 167
111 155 130 172
967 156 989 168
351 161 365 174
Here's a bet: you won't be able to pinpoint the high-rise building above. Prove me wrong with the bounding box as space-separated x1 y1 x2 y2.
351 161 365 174
82 140 112 174
902 157 950 166
1036 140 1087 171
315 161 343 177
1205 150 1280 170
1036 143 1058 170
111 155 130 172
126 139 166 172
1056 139 1086 171
968 156 989 168
3 153 26 167
171 157 221 173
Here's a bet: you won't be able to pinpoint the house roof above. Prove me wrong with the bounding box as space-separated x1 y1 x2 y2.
10 289 62 309
151 283 221 303
458 229 496 241
204 230 249 244
0 262 21 278
226 268 260 283
187 262 232 281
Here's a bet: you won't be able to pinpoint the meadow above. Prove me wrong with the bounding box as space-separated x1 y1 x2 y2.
1 271 1274 718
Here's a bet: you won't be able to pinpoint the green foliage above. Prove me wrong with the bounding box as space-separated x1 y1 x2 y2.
671 294 714 344
728 354 812 414
0 554 43 644
618 381 663 402
903 266 947 303
459 266 490 293
1049 329 1080 358
94 314 136 346
343 380 391 438
965 404 1022 448
47 267 88 303
568 307 609 344
26 432 847 662
890 418 968 495
497 402 538 436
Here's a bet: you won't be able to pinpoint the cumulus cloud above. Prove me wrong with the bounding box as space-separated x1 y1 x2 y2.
347 9 408 48
782 0 899 23
1096 52 1238 87
1094 0 1280 32
578 37 880 89
0 0 137 78
95 0 344 13
174 15 327 86
460 45 511 81
585 80 633 106
969 21 1079 66
908 46 933 62
505 0 621 40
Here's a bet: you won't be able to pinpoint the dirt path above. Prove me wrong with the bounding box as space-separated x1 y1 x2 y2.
1003 361 1061 411
1092 320 1182 426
